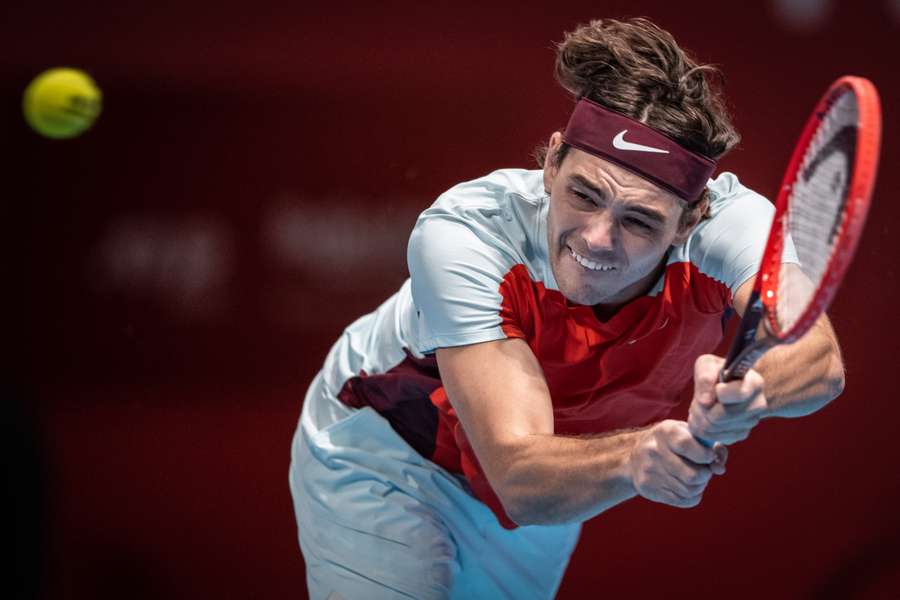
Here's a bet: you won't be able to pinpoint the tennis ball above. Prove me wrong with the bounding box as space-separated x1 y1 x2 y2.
23 68 102 139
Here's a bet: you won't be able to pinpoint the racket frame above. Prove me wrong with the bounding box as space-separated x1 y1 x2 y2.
720 76 881 382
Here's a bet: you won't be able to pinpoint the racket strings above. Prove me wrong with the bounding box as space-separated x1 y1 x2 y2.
776 89 858 332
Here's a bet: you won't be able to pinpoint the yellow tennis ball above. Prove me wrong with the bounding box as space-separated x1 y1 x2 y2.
23 68 102 139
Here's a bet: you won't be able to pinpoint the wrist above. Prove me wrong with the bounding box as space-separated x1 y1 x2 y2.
617 428 645 497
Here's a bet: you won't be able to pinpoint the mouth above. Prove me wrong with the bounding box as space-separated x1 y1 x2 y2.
568 246 617 272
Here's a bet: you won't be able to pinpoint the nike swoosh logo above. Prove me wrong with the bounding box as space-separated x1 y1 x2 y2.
612 130 670 154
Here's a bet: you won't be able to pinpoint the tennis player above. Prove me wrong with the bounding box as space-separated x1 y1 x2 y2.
289 18 844 599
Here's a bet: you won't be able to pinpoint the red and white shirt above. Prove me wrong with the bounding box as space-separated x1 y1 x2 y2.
311 168 782 528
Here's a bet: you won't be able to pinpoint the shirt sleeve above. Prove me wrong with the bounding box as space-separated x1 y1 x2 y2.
690 174 800 303
407 206 521 353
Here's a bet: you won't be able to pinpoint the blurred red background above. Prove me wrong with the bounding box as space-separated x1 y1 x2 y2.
4 1 899 598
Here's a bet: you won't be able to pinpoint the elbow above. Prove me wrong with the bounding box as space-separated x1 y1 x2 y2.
502 500 531 527
503 493 551 527
825 328 846 402
826 357 845 402
485 459 538 526
502 490 546 527
495 469 570 527
493 470 542 527
828 368 846 402
480 439 558 527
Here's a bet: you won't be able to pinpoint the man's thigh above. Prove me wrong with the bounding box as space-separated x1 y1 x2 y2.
290 401 579 599
297 483 457 599
292 412 458 599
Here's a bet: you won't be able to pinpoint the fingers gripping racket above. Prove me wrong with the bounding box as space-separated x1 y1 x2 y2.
721 75 882 384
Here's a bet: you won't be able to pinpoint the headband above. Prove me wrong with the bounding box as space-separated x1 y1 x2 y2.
562 98 716 202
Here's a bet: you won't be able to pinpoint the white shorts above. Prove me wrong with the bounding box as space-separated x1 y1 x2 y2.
289 371 582 599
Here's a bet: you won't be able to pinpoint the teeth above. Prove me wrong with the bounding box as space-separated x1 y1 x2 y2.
570 248 615 271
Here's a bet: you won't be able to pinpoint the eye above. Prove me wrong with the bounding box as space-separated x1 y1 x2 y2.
570 188 595 204
625 216 654 232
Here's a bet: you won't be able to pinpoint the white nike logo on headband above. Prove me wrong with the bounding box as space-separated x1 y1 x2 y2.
612 130 670 154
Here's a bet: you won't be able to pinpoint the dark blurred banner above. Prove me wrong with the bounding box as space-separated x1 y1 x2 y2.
4 1 899 598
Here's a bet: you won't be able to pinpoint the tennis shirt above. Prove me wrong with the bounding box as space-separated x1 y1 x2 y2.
310 168 778 529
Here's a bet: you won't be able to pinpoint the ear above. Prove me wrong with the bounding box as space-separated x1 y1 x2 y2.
542 132 564 193
672 195 710 245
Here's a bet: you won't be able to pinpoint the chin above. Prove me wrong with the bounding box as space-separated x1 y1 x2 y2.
553 259 609 306
556 275 603 306
569 287 607 306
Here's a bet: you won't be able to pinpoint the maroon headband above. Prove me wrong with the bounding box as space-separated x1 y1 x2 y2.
562 98 716 202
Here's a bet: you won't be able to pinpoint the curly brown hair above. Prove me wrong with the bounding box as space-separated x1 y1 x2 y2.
537 18 741 211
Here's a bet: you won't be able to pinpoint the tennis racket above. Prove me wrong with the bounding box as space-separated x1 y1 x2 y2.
721 75 881 384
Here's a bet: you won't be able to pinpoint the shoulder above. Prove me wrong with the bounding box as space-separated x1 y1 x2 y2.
674 171 774 260
406 169 546 351
669 172 775 300
410 168 547 266
422 168 545 220
704 172 774 220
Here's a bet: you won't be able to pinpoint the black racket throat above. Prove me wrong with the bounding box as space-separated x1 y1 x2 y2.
721 289 778 382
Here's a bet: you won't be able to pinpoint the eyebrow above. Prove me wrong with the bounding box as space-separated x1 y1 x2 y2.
568 174 667 224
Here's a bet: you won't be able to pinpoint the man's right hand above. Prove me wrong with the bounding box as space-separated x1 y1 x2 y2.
628 420 728 508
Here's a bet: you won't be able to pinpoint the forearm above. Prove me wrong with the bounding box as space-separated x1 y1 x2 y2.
437 339 714 528
756 318 845 418
494 428 643 526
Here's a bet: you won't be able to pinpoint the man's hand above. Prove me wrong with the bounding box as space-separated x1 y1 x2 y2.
629 420 727 508
688 354 768 445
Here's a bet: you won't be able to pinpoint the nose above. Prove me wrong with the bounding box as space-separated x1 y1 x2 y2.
582 212 618 253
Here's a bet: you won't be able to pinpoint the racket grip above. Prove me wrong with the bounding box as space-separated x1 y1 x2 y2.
721 339 777 382
698 345 771 446
693 290 773 447
696 343 778 447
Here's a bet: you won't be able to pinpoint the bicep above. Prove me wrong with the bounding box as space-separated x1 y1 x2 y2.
436 338 553 479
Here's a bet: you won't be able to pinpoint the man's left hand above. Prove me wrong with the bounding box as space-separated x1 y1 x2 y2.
688 354 768 445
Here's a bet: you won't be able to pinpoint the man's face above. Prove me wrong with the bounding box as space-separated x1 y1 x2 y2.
543 132 698 308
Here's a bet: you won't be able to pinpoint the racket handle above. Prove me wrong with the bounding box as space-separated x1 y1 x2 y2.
721 289 765 380
721 341 776 382
694 291 772 446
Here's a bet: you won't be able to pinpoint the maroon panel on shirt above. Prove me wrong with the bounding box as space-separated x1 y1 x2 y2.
336 350 465 478
337 349 444 460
